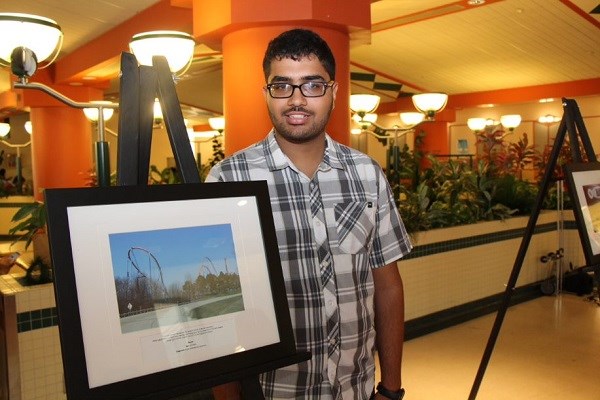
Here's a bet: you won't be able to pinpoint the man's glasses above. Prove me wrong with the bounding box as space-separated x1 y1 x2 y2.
266 81 334 98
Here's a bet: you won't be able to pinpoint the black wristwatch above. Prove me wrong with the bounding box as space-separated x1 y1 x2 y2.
376 382 405 400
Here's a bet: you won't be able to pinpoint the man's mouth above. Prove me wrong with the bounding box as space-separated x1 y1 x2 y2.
285 109 311 125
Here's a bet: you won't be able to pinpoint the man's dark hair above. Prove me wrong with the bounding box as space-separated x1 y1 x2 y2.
262 29 336 81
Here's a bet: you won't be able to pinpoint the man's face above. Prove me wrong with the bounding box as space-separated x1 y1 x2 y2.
263 55 337 144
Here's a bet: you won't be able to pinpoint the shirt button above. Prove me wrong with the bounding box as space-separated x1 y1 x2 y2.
329 338 336 345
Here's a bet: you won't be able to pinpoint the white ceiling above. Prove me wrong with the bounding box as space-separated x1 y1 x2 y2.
1 0 599 122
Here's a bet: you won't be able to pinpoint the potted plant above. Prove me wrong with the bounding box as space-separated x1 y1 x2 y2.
8 201 51 267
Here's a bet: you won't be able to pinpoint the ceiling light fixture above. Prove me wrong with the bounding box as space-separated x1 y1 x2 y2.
208 116 225 134
412 92 448 120
467 118 487 132
467 114 522 133
499 114 522 132
352 112 378 130
0 13 63 79
0 122 10 138
399 112 425 127
538 114 561 124
83 100 115 122
153 98 163 127
0 121 31 194
349 92 445 140
349 94 381 118
129 30 195 76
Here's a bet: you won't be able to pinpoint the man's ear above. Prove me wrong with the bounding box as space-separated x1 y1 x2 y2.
331 81 339 109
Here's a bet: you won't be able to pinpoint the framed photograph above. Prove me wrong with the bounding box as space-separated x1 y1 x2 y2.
564 161 600 266
45 182 298 399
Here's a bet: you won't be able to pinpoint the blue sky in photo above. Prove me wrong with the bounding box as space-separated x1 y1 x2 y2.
108 224 238 287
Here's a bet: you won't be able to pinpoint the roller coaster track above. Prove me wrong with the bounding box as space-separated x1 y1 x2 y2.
127 247 168 295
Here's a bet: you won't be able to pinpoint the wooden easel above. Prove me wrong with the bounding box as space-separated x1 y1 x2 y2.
116 52 200 186
468 98 596 399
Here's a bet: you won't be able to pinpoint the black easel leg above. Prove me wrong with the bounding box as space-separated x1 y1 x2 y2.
468 99 580 400
240 376 265 400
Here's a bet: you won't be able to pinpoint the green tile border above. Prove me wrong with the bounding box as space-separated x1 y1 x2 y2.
17 307 58 333
404 222 575 260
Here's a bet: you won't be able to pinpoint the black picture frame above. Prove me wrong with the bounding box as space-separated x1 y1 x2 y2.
564 161 600 266
45 182 298 400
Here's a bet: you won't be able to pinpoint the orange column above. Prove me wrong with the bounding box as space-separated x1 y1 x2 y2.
193 0 371 154
15 70 105 201
29 107 94 200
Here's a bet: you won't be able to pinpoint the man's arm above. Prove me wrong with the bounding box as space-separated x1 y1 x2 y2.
372 261 405 397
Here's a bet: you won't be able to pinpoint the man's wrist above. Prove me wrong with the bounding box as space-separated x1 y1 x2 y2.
376 382 405 400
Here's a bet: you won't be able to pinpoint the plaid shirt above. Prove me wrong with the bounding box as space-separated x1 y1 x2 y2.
207 131 412 399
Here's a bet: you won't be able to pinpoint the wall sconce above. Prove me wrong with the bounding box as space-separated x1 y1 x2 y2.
412 92 448 120
129 30 195 76
0 121 32 194
538 114 561 124
24 120 32 134
467 117 487 132
352 112 378 130
350 94 430 141
349 94 381 118
153 98 164 127
0 13 63 80
83 100 115 122
499 114 521 132
0 122 10 138
467 115 521 133
399 112 425 128
208 116 225 134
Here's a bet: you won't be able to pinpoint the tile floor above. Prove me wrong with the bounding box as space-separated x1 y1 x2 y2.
398 293 600 400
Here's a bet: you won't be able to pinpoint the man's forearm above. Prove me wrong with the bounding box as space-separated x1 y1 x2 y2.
373 262 405 390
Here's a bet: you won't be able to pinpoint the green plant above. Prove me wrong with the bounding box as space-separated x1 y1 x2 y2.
8 201 47 249
199 135 225 182
393 130 544 234
149 166 181 184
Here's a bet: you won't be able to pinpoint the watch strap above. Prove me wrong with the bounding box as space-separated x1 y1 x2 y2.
376 382 405 400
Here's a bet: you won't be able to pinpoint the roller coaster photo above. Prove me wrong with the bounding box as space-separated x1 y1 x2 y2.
109 225 244 334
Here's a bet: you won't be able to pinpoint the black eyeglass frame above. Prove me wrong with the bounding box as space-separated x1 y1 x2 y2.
265 81 335 99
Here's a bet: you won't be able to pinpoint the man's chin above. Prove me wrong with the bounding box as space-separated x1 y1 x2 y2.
275 128 323 144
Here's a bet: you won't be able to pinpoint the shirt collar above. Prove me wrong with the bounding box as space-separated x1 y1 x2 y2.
263 130 345 172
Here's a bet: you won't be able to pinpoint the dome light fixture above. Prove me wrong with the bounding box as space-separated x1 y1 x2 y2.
0 13 63 79
500 114 522 131
467 117 487 132
83 101 115 122
412 92 448 120
538 114 561 124
399 112 425 128
153 98 163 127
349 94 381 117
0 122 10 138
208 116 225 133
129 30 195 76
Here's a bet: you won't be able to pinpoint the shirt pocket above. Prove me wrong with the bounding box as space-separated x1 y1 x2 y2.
334 201 376 254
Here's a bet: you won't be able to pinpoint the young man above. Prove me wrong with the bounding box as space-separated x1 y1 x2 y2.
207 28 411 400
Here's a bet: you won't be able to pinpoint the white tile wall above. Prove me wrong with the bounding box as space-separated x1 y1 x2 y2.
398 212 586 320
1 273 65 400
